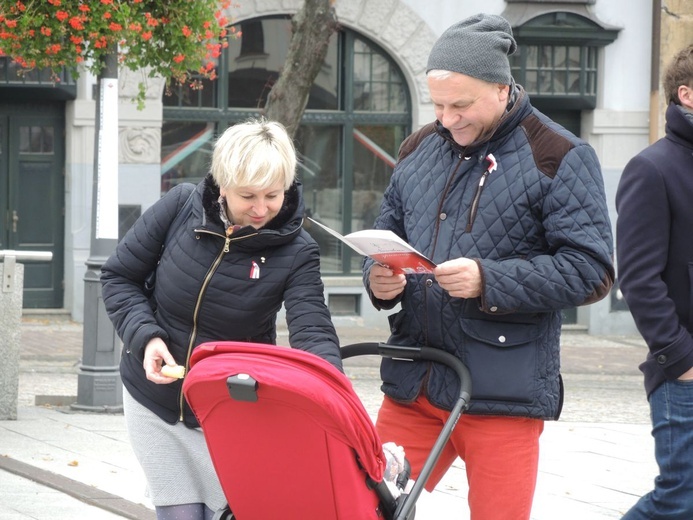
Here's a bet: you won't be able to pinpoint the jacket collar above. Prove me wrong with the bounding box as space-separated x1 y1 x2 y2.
200 174 304 245
665 102 693 149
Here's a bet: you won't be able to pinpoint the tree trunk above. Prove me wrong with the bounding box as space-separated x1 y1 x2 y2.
263 0 338 138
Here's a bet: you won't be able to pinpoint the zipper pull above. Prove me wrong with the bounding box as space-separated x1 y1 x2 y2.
478 171 489 188
466 155 498 233
224 224 242 253
478 154 497 187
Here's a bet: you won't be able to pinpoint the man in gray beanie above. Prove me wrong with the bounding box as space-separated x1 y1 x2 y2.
363 12 614 520
427 13 517 85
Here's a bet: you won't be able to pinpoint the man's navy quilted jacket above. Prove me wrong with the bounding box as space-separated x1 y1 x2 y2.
364 87 615 419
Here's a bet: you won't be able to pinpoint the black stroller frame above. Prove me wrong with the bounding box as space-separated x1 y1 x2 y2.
341 343 472 520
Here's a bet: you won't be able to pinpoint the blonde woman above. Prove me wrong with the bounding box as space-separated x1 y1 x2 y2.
102 119 341 520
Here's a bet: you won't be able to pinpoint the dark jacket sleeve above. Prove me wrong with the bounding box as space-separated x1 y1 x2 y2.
100 185 192 361
362 169 406 311
616 153 693 381
282 233 343 372
480 143 615 313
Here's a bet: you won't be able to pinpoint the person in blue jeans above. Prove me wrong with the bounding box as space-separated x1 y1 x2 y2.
616 43 693 519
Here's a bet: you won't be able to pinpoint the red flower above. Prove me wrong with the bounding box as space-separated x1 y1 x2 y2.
46 43 61 55
69 17 84 30
1 0 236 109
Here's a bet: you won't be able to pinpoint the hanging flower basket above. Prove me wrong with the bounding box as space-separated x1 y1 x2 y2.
0 0 237 105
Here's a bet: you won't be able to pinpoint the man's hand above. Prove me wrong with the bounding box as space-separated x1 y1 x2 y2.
369 264 406 301
434 257 482 298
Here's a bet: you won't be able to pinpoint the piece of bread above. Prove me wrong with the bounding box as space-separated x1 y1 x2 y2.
161 364 186 379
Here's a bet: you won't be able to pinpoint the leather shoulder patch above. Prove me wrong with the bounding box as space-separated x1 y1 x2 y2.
520 115 574 179
398 122 438 162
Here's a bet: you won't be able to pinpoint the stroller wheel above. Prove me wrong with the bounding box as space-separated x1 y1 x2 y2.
212 505 234 520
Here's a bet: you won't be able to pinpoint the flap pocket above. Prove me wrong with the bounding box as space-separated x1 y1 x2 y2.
461 317 543 347
460 314 546 404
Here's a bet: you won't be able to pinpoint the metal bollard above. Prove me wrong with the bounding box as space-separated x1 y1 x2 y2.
0 250 53 420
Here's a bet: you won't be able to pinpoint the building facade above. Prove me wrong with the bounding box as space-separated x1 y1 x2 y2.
1 0 690 335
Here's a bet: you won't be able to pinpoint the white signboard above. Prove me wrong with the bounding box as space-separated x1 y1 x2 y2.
95 77 119 240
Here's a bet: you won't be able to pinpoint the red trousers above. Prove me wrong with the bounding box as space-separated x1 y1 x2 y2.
376 395 544 520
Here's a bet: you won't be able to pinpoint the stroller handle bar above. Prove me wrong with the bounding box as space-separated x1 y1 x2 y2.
341 343 472 403
340 342 472 520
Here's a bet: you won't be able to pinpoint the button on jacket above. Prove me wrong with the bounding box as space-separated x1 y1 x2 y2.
616 102 693 396
364 86 614 420
102 176 341 427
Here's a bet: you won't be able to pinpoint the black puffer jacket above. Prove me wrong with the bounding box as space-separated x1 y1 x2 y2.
364 87 614 420
102 175 341 427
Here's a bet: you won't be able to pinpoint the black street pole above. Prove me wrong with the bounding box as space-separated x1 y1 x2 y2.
72 49 122 412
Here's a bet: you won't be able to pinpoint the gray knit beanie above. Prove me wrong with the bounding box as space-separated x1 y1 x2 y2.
427 13 517 85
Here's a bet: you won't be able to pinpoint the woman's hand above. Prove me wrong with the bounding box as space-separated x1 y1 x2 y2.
143 337 180 384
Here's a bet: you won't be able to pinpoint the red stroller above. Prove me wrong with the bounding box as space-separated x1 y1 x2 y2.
183 341 471 520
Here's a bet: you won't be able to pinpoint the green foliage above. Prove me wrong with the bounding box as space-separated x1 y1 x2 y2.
0 0 237 106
